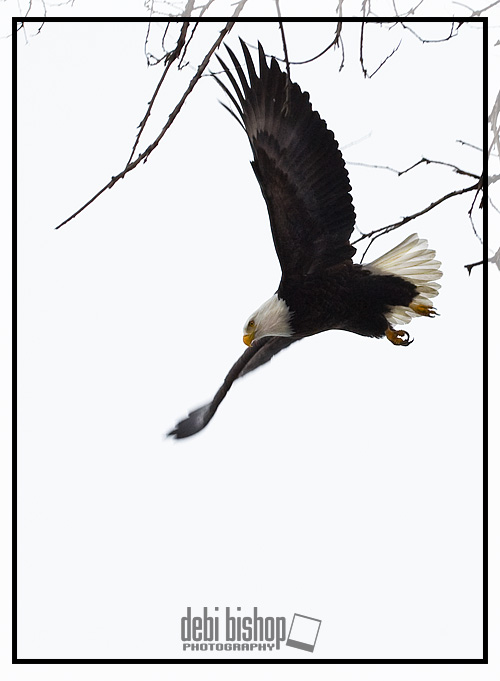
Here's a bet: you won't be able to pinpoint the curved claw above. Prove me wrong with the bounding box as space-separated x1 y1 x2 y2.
386 327 414 346
410 303 439 317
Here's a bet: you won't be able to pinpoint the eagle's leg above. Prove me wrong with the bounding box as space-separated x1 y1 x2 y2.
410 302 439 317
385 327 413 346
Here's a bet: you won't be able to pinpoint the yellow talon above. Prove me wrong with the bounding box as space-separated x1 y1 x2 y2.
410 303 439 317
385 327 413 346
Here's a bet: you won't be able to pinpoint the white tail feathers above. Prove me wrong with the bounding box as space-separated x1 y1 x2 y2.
364 233 443 325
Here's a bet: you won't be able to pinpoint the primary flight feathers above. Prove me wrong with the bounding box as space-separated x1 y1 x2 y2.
213 40 357 275
167 40 442 439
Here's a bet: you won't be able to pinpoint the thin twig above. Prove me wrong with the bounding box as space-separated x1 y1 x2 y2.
456 139 482 152
468 173 484 243
398 157 481 179
400 21 460 44
454 0 500 16
391 0 425 16
489 247 500 269
489 196 500 214
247 32 342 67
464 260 483 275
337 34 346 71
348 156 481 180
359 20 402 79
198 0 217 16
368 38 402 78
129 15 194 166
179 20 199 68
275 1 291 116
360 19 368 78
275 1 290 78
489 90 500 160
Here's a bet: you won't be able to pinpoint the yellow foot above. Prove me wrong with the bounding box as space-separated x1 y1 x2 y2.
385 327 413 346
410 302 439 317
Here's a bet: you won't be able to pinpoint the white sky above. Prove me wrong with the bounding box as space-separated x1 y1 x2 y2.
2 2 497 678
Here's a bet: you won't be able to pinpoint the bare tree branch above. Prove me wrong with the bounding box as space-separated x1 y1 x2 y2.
391 0 425 16
398 157 481 180
367 38 402 78
274 0 289 75
490 196 500 214
467 174 484 243
54 1 249 230
489 89 500 160
453 0 500 16
275 1 291 115
490 247 500 270
464 260 483 275
246 30 343 68
348 156 481 179
198 0 217 16
353 179 482 262
359 21 404 79
178 18 199 67
457 138 483 152
128 15 194 166
359 18 368 78
400 20 461 44
465 246 500 275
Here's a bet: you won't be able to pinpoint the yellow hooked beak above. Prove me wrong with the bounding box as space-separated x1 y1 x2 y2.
243 331 255 347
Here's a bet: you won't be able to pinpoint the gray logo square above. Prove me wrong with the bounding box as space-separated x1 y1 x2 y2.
286 613 322 653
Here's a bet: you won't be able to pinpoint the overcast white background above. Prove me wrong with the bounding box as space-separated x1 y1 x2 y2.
2 0 498 679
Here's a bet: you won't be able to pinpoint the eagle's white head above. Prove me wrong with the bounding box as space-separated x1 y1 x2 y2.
243 293 293 346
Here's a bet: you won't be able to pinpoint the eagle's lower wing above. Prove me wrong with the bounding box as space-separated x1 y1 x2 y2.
167 336 298 439
214 40 356 277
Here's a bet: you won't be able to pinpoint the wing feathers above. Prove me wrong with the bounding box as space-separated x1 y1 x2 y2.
167 337 297 439
214 40 356 275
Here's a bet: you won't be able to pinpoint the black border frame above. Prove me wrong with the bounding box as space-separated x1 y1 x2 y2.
12 13 488 665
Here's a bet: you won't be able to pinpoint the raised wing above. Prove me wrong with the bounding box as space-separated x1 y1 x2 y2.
213 39 356 277
167 336 298 439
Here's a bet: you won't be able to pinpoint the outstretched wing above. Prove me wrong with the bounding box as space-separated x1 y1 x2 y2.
167 336 298 439
213 39 356 277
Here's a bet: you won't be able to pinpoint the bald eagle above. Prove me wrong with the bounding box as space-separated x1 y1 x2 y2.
168 40 442 439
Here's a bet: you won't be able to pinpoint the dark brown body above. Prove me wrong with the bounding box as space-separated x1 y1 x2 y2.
278 265 418 340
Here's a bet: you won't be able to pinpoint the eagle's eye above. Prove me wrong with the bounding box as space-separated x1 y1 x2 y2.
248 320 255 328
